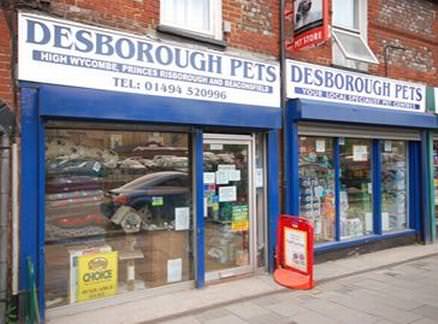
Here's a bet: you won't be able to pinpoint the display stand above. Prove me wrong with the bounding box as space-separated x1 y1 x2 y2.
273 215 314 290
118 236 145 291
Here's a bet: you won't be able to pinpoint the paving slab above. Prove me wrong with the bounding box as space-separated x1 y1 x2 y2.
46 243 438 324
412 304 438 320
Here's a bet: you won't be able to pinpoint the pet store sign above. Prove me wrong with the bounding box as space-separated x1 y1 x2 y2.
77 251 118 302
289 0 329 51
18 12 280 108
287 60 426 112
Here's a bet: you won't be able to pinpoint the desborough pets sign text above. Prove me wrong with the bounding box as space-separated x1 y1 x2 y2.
286 60 426 112
18 13 280 108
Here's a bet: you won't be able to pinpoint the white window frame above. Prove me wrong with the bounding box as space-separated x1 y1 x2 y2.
332 0 378 66
160 0 223 41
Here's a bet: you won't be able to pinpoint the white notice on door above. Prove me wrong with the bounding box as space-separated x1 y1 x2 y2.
204 172 216 184
218 164 236 170
167 258 182 283
216 170 229 184
228 170 241 181
316 140 326 153
210 144 223 150
384 141 392 152
175 207 190 231
218 186 237 202
353 145 368 161
256 168 264 188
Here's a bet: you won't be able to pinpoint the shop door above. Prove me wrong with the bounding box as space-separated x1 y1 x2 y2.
203 134 256 281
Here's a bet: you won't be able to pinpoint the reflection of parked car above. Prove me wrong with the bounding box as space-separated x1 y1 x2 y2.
47 159 107 177
100 171 190 230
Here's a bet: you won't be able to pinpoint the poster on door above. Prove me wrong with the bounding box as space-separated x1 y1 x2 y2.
284 227 308 272
231 205 249 232
76 251 118 302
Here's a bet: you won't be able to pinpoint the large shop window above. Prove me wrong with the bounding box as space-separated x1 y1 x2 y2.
298 135 411 244
45 126 193 308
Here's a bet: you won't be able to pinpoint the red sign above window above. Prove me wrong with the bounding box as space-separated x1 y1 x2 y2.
287 0 330 51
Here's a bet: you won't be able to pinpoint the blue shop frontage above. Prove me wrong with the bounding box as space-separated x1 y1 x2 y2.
17 12 281 317
284 60 437 256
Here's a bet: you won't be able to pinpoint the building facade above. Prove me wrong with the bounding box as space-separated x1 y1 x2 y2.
0 0 437 322
284 0 438 259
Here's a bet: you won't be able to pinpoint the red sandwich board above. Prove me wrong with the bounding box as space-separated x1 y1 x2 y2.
274 215 314 290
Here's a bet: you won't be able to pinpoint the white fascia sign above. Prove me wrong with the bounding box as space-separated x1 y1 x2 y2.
18 12 280 108
286 60 426 112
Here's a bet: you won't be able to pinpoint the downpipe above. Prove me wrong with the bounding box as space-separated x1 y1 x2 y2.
0 132 11 324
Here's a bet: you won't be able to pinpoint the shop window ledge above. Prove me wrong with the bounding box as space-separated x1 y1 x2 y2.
314 229 417 254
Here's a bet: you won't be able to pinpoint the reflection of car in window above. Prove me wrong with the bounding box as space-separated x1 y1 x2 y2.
47 158 107 177
100 171 190 232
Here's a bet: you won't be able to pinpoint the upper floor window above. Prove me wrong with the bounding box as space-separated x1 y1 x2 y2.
160 0 222 40
333 0 359 31
332 0 378 68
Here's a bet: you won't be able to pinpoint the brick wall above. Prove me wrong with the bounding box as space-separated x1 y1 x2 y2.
46 0 279 58
369 0 438 86
0 8 14 109
286 0 438 87
223 0 279 56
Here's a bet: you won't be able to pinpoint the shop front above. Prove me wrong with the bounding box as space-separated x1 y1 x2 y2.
284 60 435 254
17 13 280 318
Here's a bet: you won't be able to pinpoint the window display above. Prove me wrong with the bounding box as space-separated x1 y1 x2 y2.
381 141 408 232
45 126 193 308
298 132 413 242
299 137 335 243
340 138 373 239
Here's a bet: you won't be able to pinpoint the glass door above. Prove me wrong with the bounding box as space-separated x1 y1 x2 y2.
339 138 373 239
299 136 335 243
203 134 255 281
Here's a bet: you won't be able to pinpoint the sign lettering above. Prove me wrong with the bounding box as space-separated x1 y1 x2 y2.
18 13 280 108
286 60 426 112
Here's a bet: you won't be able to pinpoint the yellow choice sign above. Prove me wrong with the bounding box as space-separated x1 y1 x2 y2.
77 251 118 302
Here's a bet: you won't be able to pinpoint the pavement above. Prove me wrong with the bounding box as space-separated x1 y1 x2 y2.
47 243 438 324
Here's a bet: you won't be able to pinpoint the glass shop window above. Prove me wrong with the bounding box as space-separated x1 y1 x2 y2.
381 141 408 232
45 127 193 308
299 137 335 243
340 138 373 239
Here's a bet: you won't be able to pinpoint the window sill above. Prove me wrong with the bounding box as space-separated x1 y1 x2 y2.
330 64 370 74
315 229 417 254
157 25 227 49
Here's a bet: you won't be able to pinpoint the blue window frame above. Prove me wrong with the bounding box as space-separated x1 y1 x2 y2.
19 83 281 321
297 135 414 245
285 99 434 253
